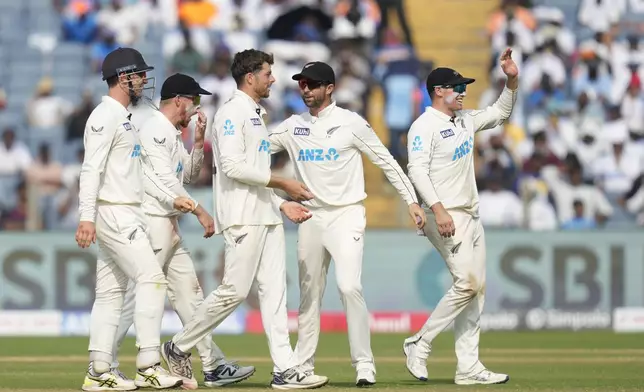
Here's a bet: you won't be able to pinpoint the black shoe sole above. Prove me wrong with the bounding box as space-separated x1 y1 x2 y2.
356 379 375 388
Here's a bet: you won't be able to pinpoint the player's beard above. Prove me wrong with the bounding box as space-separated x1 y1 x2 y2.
257 84 270 99
302 93 322 109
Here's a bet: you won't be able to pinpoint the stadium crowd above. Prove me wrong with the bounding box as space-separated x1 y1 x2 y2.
0 0 643 232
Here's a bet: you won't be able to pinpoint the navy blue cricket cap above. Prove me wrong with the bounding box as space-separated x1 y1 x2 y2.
426 67 475 91
160 73 211 100
292 61 335 84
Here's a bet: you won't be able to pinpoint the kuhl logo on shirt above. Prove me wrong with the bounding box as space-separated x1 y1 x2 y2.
250 118 262 126
452 136 474 161
440 129 455 138
294 127 310 136
123 122 132 131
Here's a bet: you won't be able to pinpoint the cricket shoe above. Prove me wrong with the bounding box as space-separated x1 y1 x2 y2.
111 368 132 382
161 341 197 390
403 336 430 381
82 369 138 391
135 364 184 389
270 367 329 389
455 369 509 385
203 360 256 387
355 369 376 387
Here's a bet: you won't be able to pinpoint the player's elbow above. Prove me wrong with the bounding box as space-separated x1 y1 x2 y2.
219 158 242 180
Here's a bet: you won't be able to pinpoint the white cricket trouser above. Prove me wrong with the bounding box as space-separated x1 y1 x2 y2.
172 224 295 373
111 215 225 372
411 209 486 378
294 203 375 373
88 204 167 370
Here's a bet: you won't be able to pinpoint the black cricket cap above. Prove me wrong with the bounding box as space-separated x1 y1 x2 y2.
292 61 335 84
101 47 154 81
160 73 212 100
426 67 475 91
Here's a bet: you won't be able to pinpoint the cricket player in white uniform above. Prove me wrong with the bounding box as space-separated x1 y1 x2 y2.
161 49 329 390
76 47 193 391
110 73 255 389
269 62 427 387
403 48 518 385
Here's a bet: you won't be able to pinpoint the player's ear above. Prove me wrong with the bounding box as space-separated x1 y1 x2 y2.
326 83 335 96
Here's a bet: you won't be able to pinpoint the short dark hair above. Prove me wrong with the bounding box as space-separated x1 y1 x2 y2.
230 49 274 86
106 75 119 88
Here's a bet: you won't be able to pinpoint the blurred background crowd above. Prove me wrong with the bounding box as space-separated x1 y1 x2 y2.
0 0 644 233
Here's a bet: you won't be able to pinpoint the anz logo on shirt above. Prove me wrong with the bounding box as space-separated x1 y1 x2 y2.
297 148 339 162
411 136 423 152
452 136 474 161
131 144 141 158
223 119 235 136
258 139 271 153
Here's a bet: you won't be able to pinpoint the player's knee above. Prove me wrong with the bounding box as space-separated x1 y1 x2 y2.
95 284 126 301
212 283 249 307
453 277 482 299
337 281 363 298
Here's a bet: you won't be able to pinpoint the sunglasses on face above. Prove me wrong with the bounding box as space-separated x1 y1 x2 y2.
442 84 467 94
177 95 201 106
298 79 325 90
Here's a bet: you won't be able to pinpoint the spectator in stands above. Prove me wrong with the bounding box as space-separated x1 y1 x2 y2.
170 28 208 75
66 91 94 142
522 178 559 231
479 170 523 228
25 143 63 230
592 112 643 197
330 0 380 41
56 175 80 230
542 163 613 226
561 200 597 230
522 41 566 102
178 0 217 28
61 0 98 44
572 40 613 101
96 0 149 46
374 0 414 47
622 73 644 140
477 132 519 191
0 181 28 231
373 28 419 169
487 0 536 40
532 6 575 57
578 0 625 34
26 77 74 129
0 129 32 177
90 29 119 73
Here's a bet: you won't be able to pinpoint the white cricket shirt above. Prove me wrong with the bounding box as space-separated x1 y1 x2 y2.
407 87 517 217
212 89 282 234
138 110 203 217
270 102 417 208
78 96 179 222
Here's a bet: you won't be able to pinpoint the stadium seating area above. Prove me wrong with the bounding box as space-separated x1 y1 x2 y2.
1 0 644 232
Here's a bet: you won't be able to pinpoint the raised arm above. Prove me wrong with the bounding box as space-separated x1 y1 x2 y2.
182 109 207 184
352 120 417 205
469 48 519 132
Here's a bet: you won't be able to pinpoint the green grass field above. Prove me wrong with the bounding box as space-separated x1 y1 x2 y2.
1 332 643 391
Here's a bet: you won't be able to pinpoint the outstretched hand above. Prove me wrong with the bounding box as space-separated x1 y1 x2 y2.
499 48 518 78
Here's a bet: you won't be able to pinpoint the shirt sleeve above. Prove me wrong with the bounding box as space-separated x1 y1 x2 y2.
269 120 289 154
467 86 518 132
182 145 205 184
140 160 182 209
138 120 192 201
215 105 271 186
352 120 418 205
78 110 116 222
407 119 441 208
271 191 286 211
